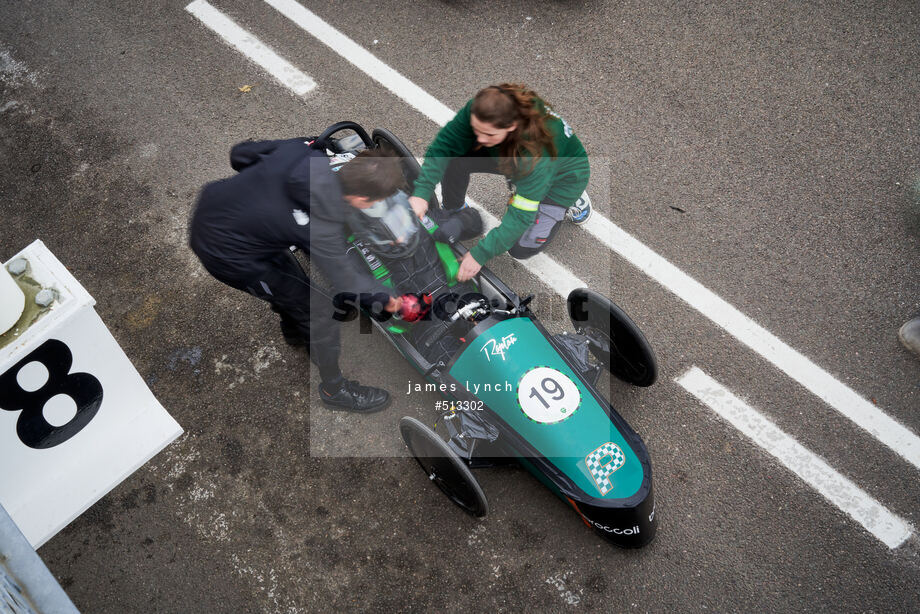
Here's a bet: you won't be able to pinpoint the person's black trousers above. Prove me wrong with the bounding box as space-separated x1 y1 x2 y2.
440 148 502 210
440 148 564 260
210 251 343 384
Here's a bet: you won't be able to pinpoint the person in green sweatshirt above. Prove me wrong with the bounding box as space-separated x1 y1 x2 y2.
408 83 592 281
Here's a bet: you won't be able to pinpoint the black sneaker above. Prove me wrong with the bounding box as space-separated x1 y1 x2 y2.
319 380 390 413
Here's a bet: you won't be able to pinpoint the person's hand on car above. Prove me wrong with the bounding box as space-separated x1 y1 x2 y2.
457 252 482 282
408 196 429 219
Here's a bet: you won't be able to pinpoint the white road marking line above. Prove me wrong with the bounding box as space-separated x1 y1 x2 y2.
263 0 920 469
677 367 913 549
261 0 453 125
588 215 920 471
186 0 315 96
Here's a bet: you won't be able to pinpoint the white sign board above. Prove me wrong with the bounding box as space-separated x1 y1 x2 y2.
1 241 183 548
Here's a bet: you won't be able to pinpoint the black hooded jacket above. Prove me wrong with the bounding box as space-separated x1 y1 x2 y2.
189 138 389 298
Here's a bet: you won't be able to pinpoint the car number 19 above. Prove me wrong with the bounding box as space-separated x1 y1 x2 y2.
517 367 581 424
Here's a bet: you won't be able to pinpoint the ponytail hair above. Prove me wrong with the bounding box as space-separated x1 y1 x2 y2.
471 83 557 175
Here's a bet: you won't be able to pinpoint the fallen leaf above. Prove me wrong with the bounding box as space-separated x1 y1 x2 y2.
238 84 253 93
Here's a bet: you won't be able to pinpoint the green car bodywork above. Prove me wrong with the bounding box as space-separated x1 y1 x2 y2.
447 316 645 501
349 218 645 501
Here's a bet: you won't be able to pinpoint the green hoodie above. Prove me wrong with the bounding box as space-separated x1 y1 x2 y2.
412 99 590 264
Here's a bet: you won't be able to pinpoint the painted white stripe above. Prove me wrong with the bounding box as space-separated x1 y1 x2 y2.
264 0 920 469
186 0 315 95
261 0 453 125
587 215 920 470
677 367 913 549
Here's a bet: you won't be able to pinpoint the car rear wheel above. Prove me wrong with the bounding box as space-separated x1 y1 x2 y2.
567 288 658 387
399 416 488 517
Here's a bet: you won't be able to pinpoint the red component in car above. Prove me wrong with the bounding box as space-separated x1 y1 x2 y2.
399 293 432 322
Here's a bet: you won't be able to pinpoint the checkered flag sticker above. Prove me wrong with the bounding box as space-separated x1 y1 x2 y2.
585 442 626 495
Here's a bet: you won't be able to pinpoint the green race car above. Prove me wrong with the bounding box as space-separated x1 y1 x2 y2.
319 122 659 548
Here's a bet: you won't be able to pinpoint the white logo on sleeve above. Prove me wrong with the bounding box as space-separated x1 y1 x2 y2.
292 209 310 226
548 110 574 138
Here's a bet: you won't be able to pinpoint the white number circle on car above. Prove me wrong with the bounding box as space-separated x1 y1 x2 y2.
517 367 581 424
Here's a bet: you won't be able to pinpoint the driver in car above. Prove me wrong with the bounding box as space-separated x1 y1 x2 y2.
342 189 485 362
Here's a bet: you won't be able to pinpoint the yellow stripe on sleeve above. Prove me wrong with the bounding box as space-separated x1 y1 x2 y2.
510 194 540 212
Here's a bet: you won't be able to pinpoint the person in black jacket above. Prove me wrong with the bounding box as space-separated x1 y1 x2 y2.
189 138 405 413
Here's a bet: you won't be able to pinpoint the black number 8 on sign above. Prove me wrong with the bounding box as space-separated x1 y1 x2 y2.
0 339 103 449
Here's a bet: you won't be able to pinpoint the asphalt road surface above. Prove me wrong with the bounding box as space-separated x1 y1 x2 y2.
1 1 919 612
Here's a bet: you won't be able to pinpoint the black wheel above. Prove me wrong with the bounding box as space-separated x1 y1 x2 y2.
372 128 440 208
567 288 658 387
399 416 488 517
